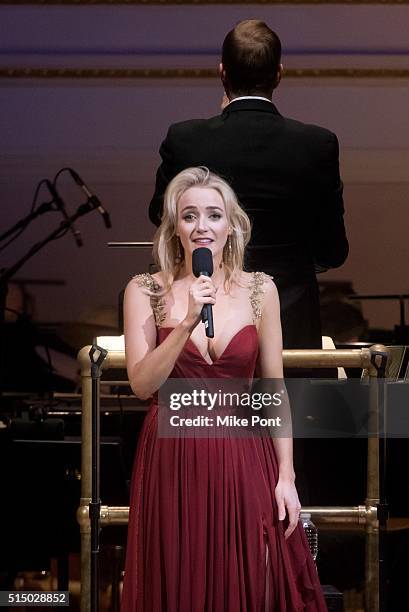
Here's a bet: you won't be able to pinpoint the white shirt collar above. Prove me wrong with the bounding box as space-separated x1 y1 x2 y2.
226 95 272 107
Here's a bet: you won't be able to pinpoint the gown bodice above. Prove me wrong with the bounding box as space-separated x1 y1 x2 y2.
158 324 259 379
133 270 270 380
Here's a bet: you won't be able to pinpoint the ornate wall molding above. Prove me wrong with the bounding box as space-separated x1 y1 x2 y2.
1 0 408 5
1 67 409 78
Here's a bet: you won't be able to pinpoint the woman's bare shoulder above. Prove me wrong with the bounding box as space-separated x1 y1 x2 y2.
125 272 167 327
128 271 164 293
249 272 279 318
238 271 276 294
257 272 278 301
238 270 274 285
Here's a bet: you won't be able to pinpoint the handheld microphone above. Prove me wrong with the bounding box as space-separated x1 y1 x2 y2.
45 180 83 247
192 247 214 338
68 168 112 228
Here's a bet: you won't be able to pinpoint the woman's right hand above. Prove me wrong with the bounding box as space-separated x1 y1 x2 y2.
183 274 217 330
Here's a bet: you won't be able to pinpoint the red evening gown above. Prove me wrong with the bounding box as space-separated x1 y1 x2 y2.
121 324 327 611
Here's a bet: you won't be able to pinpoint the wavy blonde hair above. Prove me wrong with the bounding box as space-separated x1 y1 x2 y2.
153 167 251 291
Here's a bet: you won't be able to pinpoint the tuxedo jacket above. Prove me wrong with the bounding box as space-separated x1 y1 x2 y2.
149 98 349 349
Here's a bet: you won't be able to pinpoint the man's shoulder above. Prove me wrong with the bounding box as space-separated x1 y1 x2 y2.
166 114 223 137
165 112 336 143
280 115 337 144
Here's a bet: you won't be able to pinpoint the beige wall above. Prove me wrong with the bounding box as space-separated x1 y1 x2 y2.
1 4 408 331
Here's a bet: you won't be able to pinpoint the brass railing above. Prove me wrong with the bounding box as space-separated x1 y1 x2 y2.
77 342 389 612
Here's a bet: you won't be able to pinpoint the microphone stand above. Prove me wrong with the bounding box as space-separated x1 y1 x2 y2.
0 198 105 415
1 202 55 323
0 201 55 244
0 201 57 400
0 198 105 290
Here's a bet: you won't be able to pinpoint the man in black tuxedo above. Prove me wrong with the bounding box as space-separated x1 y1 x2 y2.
149 19 348 350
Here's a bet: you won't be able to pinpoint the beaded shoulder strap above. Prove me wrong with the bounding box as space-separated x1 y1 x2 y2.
133 273 166 327
249 271 272 322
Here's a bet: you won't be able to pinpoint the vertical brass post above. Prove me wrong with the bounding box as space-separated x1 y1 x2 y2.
78 346 92 612
364 345 389 612
365 425 379 611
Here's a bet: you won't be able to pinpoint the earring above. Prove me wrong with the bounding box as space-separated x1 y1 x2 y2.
223 235 232 266
228 235 232 262
175 237 182 264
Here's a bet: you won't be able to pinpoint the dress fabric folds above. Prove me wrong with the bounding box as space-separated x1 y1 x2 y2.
121 325 327 611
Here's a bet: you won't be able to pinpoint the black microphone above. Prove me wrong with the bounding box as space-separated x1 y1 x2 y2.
45 180 83 247
192 247 214 338
68 168 112 228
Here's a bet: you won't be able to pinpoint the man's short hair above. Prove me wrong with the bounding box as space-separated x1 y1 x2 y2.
222 20 282 96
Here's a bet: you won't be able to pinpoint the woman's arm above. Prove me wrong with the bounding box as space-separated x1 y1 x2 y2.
258 279 301 538
124 275 215 399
